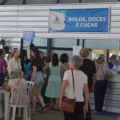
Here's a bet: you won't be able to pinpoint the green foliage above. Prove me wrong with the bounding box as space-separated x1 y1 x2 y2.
0 37 6 45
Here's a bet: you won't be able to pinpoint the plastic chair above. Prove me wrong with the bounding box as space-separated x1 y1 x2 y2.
0 91 3 119
9 86 31 120
26 81 34 90
26 81 34 104
0 89 10 120
18 81 34 117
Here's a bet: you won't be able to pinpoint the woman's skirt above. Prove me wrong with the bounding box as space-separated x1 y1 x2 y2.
45 76 62 98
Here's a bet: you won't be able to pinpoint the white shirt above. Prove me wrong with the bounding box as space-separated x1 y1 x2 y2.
8 57 21 75
4 54 8 62
63 70 88 102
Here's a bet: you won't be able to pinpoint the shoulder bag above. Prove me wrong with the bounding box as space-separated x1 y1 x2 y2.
61 70 76 113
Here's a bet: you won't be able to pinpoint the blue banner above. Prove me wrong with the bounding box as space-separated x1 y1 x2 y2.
23 31 35 41
49 8 109 32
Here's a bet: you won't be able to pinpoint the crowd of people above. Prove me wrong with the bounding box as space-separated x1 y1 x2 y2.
0 47 120 120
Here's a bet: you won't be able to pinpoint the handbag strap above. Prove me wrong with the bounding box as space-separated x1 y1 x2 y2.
71 70 75 99
17 59 20 69
99 65 106 77
11 78 21 89
16 78 21 86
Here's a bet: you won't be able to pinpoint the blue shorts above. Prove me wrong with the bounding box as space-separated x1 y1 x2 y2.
34 71 44 84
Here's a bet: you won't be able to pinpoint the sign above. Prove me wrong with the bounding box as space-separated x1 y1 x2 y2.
23 31 35 41
49 8 109 33
73 46 82 56
0 45 3 49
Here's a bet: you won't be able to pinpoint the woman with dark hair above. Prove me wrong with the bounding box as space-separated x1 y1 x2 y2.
44 53 61 110
60 53 69 79
31 47 45 113
20 49 27 72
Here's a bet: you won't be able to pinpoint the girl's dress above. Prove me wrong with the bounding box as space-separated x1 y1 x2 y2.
45 63 61 98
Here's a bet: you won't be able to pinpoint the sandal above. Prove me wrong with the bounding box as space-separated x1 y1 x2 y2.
31 110 36 114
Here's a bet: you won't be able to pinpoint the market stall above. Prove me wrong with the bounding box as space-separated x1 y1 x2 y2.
0 3 120 113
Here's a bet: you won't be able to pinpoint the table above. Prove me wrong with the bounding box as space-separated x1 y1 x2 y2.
0 89 10 120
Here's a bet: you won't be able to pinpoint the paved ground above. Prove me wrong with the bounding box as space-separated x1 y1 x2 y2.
32 110 117 120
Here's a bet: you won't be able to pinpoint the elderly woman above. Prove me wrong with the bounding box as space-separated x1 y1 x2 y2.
3 69 31 120
94 57 112 112
60 56 89 120
4 69 28 105
60 53 69 79
4 69 27 94
108 54 117 70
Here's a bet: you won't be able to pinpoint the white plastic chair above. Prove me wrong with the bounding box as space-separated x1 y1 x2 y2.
26 81 34 102
0 91 3 119
9 86 31 120
26 81 34 103
0 89 10 120
26 81 34 90
18 81 34 117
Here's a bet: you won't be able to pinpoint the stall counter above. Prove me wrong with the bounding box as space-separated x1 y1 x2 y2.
90 72 120 113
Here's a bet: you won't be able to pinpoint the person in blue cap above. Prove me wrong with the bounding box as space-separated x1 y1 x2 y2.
108 55 117 71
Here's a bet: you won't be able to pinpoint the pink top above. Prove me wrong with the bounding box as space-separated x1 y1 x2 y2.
0 59 7 73
8 78 27 88
8 78 29 105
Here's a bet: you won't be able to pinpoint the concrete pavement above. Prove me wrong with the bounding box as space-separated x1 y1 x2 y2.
32 110 117 120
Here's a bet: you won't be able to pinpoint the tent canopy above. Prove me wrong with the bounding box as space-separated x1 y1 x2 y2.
0 0 118 5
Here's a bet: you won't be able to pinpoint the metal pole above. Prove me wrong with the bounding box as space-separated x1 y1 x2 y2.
23 0 26 4
20 38 23 51
56 0 60 3
82 39 85 48
77 39 80 45
47 38 52 57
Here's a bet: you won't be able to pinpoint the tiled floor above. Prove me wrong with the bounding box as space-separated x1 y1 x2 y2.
31 110 118 120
